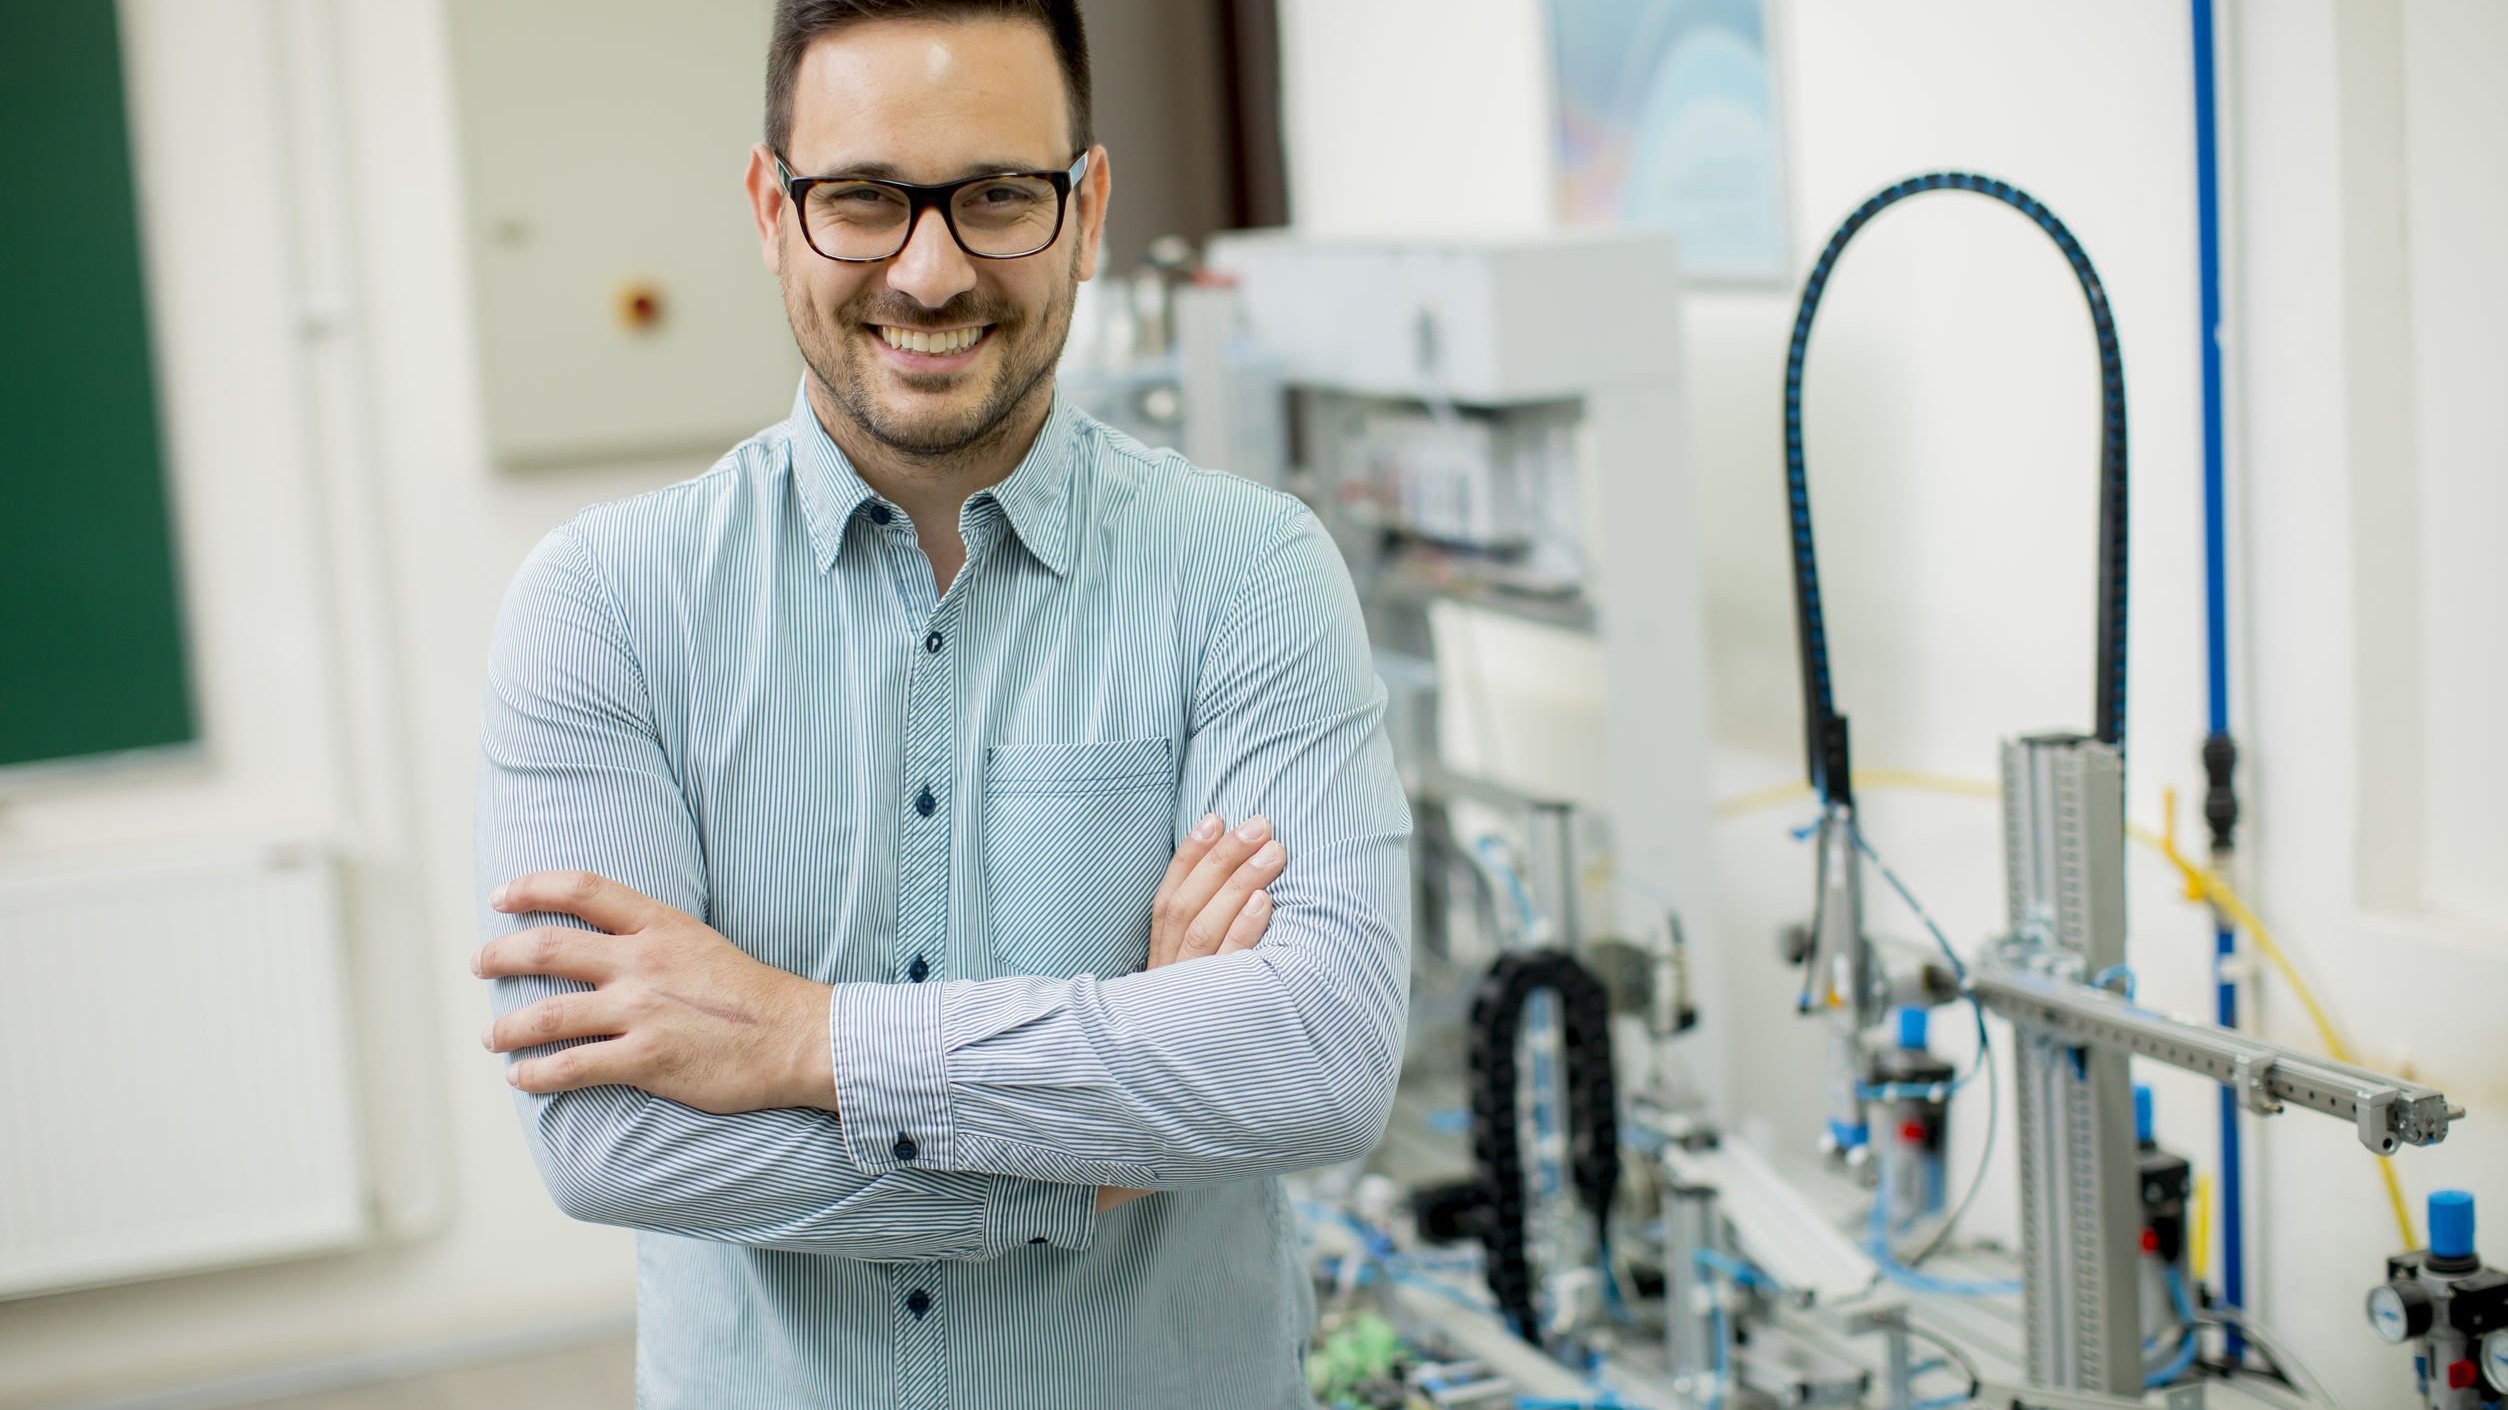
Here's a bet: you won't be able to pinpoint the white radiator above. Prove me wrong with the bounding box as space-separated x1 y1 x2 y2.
0 845 370 1298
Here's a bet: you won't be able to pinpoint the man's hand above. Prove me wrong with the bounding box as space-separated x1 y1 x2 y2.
1148 812 1285 969
1097 813 1288 1216
475 872 836 1116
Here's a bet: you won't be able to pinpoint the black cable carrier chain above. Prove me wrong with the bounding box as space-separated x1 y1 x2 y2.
1783 171 2132 808
1466 948 1621 1341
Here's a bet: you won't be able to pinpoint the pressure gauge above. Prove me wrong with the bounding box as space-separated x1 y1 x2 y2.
2482 1328 2508 1391
2368 1281 2434 1344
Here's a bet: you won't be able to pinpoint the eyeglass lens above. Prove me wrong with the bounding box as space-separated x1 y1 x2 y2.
801 176 1063 260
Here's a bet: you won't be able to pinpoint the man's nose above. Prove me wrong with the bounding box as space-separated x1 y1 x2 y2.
885 207 978 309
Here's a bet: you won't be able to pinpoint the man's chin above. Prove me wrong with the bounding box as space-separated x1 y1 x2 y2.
855 397 1002 458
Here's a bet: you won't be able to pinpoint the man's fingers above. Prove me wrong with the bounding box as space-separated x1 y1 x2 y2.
483 991 626 1053
491 870 661 934
505 1036 634 1096
1178 840 1285 960
1148 814 1226 968
1156 814 1226 898
1095 1186 1155 1214
1213 891 1272 956
1163 814 1270 933
472 925 621 984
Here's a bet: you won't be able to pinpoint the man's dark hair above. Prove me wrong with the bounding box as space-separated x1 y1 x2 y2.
766 0 1094 162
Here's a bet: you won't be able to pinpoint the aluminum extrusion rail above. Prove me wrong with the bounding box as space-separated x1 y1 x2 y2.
1971 965 2463 1154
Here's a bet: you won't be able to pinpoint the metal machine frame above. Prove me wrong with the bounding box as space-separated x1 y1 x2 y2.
1978 732 2465 1398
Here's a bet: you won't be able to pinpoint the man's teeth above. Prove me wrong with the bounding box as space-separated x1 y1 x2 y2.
878 325 986 355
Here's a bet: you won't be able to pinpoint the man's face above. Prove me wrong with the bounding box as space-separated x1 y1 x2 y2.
746 18 1107 461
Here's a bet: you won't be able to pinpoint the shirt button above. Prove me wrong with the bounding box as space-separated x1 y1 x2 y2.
906 1289 931 1318
893 1133 918 1162
925 630 944 653
907 956 929 982
914 786 936 817
865 503 892 525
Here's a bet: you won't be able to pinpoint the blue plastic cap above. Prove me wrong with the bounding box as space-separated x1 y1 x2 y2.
2431 1190 2476 1260
1897 1006 1929 1051
2134 1085 2154 1146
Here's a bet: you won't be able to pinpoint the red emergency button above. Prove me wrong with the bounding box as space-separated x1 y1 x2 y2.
1900 1121 1928 1145
2447 1359 2478 1390
2140 1227 2159 1255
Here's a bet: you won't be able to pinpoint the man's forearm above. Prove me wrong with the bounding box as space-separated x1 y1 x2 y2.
513 1066 1094 1260
827 848 1410 1192
489 956 1097 1261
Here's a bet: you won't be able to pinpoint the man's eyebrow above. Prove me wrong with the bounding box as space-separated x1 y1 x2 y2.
801 158 1058 183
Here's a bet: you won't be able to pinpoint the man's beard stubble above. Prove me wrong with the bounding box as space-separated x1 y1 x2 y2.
787 243 1080 464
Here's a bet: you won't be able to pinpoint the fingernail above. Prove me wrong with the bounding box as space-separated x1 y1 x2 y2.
490 883 509 909
1235 816 1268 843
1255 840 1283 867
469 949 482 977
1249 891 1271 913
1192 813 1222 842
480 1024 495 1050
504 1066 520 1087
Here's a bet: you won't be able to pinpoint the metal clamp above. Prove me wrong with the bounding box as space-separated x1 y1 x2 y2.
2231 1051 2283 1117
2356 1088 2399 1156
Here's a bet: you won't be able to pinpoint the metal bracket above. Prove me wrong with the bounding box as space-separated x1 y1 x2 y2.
2231 1051 2283 1117
2356 1087 2399 1156
1969 965 2460 1153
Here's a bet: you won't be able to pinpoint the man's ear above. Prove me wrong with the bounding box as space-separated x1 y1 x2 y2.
1074 144 1112 283
743 143 787 275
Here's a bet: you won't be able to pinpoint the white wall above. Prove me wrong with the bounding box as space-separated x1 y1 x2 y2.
0 2 674 1403
2232 1 2508 1395
1283 1 2507 1406
2399 0 2508 927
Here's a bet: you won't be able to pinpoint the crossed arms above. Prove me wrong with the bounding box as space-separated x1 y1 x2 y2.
471 511 1411 1263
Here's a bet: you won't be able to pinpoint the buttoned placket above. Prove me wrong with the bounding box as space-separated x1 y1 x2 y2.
871 496 990 1410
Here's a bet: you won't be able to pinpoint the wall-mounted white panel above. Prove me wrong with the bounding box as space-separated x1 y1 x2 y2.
0 846 367 1299
2402 0 2508 926
446 0 795 468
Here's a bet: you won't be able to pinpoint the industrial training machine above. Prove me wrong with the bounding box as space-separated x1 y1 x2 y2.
1141 166 2482 1410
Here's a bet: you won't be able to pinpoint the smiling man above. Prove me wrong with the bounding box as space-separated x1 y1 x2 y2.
469 2 1410 1407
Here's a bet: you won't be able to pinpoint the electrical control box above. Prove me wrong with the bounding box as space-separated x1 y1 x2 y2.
445 0 797 469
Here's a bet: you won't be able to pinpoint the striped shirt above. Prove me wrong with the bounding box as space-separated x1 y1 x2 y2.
474 383 1412 1409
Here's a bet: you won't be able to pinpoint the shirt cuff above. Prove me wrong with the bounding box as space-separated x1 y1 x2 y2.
982 1176 1098 1256
829 980 954 1173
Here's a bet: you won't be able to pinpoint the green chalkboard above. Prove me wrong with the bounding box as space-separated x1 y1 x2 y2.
0 1 195 770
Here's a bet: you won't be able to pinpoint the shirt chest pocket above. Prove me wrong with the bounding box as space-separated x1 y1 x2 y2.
980 736 1178 980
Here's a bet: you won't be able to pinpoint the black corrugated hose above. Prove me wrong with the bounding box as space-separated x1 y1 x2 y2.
1467 949 1620 1342
1783 171 2132 806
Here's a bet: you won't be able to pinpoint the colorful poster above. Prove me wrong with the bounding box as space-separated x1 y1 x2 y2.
1550 0 1791 283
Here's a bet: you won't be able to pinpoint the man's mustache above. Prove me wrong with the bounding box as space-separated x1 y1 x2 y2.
842 298 1018 331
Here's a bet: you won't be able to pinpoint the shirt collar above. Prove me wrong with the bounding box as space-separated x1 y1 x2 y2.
784 379 1078 578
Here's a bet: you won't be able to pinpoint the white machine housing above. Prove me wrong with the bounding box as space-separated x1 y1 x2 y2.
1207 228 1728 1113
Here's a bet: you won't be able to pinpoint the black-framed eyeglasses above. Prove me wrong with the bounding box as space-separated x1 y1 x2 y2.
775 151 1090 262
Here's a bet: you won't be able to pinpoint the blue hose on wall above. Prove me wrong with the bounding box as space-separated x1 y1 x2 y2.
2189 0 2248 1356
